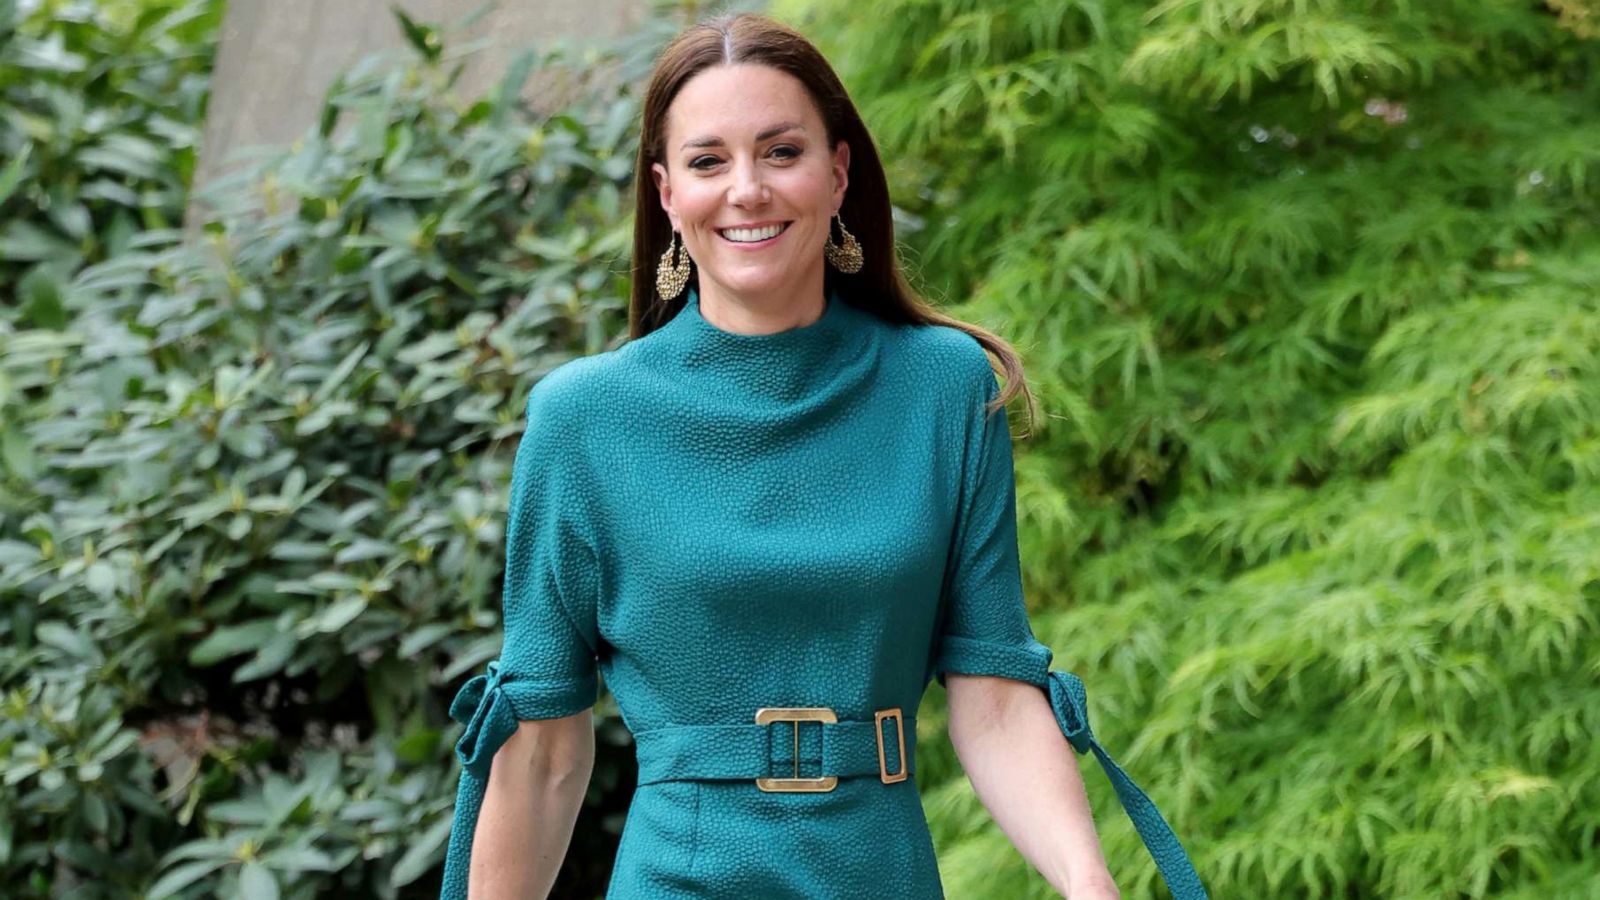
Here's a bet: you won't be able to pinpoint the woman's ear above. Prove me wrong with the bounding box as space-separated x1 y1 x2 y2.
651 161 679 232
831 140 850 211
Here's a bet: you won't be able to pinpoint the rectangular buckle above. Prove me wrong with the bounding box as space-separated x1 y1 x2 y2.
754 707 838 792
875 707 908 784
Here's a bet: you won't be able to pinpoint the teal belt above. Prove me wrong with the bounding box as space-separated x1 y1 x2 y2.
632 706 914 790
450 666 913 792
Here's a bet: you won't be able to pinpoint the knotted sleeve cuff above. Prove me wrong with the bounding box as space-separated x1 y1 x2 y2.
1043 668 1209 899
937 640 1208 898
438 658 596 900
448 658 596 778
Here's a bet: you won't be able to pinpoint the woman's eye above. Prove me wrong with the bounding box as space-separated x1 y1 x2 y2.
688 146 802 171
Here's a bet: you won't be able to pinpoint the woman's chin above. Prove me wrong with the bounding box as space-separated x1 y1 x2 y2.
708 267 791 295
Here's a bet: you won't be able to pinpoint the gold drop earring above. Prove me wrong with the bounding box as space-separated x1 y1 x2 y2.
656 229 692 300
824 212 863 273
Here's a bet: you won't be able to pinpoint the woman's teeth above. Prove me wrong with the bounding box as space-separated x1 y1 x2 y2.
719 222 789 243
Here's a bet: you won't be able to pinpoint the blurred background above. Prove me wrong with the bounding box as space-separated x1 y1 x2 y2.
1 0 1596 897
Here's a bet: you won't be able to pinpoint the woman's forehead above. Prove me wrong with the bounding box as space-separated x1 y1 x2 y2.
667 65 819 143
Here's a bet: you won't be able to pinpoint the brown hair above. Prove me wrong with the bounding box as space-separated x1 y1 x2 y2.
628 12 1036 432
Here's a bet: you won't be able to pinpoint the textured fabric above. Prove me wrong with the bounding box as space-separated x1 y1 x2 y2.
438 283 1206 899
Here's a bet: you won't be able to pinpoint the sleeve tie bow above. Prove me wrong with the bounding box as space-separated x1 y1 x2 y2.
449 659 521 780
1045 669 1210 900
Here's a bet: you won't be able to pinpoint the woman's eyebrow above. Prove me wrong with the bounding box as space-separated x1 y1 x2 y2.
680 121 805 151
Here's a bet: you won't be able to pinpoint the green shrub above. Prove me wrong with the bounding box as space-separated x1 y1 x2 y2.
0 0 219 319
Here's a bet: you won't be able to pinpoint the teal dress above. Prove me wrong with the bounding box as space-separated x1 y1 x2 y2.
439 284 1205 899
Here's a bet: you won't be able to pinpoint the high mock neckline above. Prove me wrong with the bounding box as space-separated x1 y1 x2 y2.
657 283 874 406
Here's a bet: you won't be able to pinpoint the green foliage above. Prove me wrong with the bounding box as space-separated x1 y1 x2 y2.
0 5 664 895
0 0 220 317
7 0 1598 896
780 0 1600 897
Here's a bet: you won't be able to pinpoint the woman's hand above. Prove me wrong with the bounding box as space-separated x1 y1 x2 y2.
1066 871 1122 900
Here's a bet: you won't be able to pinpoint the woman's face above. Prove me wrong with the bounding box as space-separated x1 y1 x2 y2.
651 63 849 304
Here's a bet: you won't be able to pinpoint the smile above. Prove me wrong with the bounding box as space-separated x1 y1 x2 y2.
717 221 792 246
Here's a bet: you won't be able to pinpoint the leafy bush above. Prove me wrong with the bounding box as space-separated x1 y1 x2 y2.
778 0 1600 897
0 0 219 319
0 5 676 895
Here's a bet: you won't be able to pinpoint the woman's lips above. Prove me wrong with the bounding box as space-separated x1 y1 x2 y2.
717 221 792 249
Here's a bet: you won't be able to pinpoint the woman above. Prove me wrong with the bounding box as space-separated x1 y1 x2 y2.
439 12 1204 900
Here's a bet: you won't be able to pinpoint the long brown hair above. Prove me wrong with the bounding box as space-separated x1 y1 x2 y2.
628 12 1036 432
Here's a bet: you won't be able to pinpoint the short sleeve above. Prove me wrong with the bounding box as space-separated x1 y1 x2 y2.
930 356 1054 690
490 379 602 715
438 375 602 900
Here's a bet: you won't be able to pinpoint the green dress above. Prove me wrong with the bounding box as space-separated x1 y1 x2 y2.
439 283 1205 899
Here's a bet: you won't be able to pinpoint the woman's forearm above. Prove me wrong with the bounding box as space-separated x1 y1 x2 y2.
947 674 1116 897
468 716 594 900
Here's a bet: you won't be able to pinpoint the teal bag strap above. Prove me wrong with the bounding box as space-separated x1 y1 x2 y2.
1046 670 1208 899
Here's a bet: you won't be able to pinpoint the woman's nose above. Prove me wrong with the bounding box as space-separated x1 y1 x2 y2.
727 159 769 206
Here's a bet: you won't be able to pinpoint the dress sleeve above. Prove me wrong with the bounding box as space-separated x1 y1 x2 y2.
438 376 601 900
929 357 1055 688
930 349 1211 900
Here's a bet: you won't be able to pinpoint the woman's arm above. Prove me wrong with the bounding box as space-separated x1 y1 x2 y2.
467 710 595 900
947 674 1120 900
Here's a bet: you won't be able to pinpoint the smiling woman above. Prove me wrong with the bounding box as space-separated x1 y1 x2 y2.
649 65 848 335
437 10 1206 900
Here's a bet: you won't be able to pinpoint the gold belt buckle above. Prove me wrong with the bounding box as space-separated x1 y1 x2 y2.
754 707 838 792
875 707 908 784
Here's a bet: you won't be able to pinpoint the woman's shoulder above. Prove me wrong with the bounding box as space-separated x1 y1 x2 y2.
518 353 625 451
889 318 997 397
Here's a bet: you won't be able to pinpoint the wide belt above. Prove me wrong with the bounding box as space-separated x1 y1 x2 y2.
631 706 913 792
